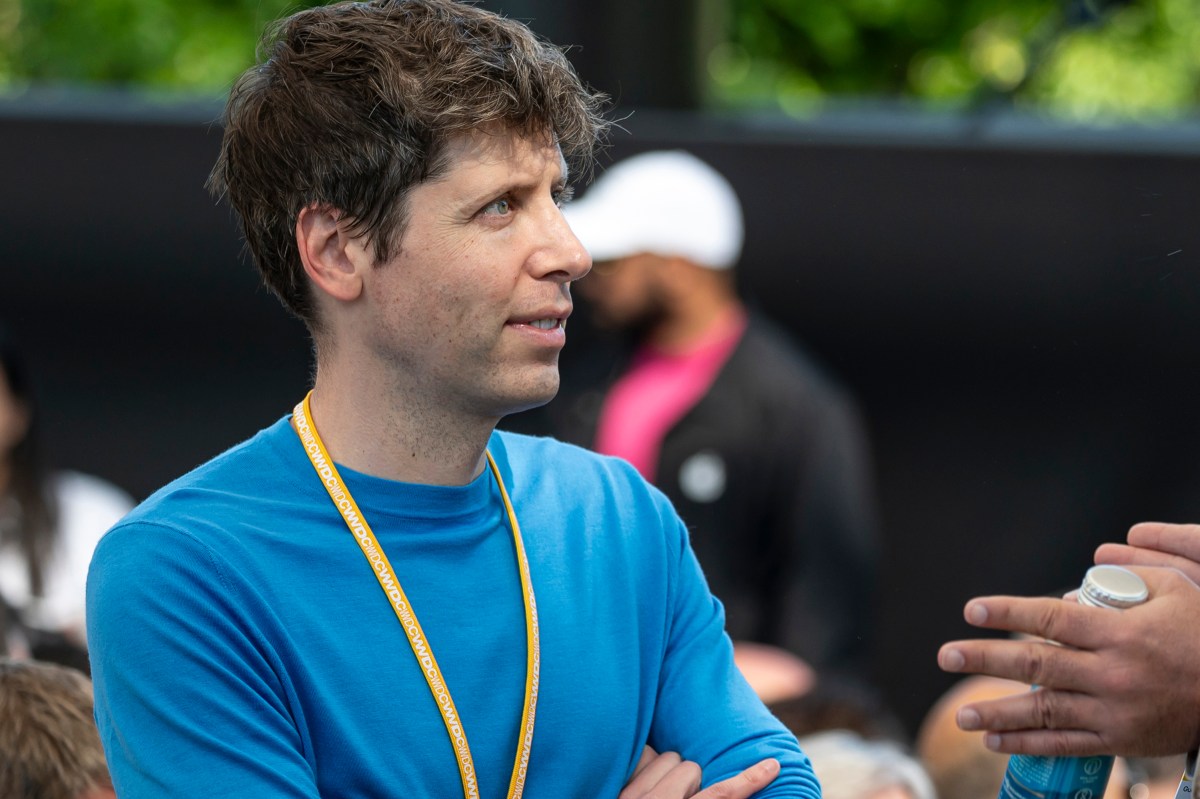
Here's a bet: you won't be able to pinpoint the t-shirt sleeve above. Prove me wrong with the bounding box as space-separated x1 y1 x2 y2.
86 521 320 798
647 515 823 799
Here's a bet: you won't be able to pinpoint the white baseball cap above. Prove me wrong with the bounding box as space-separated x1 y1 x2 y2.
563 150 744 270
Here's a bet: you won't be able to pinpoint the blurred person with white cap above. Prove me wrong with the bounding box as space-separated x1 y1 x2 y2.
556 149 881 695
796 730 935 799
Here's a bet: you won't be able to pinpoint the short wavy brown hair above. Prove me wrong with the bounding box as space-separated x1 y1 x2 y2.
0 658 112 799
208 0 609 331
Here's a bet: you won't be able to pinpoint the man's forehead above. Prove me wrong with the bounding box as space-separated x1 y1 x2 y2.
440 126 567 180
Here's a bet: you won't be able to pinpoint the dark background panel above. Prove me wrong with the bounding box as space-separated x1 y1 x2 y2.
3 97 1199 736
1 108 314 496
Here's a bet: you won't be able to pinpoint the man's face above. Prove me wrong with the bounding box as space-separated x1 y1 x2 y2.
358 128 590 421
576 252 667 331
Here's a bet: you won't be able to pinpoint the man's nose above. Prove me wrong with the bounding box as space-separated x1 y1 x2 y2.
531 203 592 282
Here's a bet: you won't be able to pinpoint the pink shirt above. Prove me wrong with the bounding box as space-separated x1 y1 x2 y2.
594 309 747 482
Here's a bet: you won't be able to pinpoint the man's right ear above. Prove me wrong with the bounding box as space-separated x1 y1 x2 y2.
295 204 369 303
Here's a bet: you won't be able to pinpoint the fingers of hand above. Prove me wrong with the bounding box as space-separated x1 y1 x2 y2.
619 751 702 799
1123 523 1200 581
958 596 1107 650
695 758 781 799
966 693 1197 758
953 686 1094 735
938 636 1092 692
1097 543 1200 586
631 747 659 781
980 728 1108 758
1127 522 1200 559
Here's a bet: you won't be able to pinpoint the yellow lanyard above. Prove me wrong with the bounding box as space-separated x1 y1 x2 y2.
291 392 540 799
1173 749 1197 799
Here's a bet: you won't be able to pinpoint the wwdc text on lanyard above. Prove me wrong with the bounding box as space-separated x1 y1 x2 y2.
1174 750 1196 799
291 393 541 799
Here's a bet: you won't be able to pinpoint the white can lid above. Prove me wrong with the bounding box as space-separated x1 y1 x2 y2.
1079 564 1149 609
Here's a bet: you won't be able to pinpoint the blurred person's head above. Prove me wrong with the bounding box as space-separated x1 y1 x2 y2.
0 325 32 465
769 674 908 743
564 150 744 332
0 333 86 669
916 675 1131 799
916 675 1022 799
0 326 55 598
0 658 114 799
208 0 608 345
798 729 935 799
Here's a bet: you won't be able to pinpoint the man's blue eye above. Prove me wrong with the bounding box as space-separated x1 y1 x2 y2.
485 198 511 215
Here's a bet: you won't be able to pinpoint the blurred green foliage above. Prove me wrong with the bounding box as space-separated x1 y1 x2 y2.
709 0 1200 121
0 0 323 96
0 0 1196 122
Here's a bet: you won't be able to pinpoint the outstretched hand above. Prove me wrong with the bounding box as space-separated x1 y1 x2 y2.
620 746 780 799
938 563 1200 758
1095 522 1200 585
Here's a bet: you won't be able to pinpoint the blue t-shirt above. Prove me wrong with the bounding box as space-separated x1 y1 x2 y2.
87 417 820 798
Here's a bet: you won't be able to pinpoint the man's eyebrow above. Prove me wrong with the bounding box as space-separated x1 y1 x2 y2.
458 176 532 206
460 165 570 206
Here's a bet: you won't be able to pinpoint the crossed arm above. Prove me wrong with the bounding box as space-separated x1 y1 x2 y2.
938 522 1200 758
620 749 781 799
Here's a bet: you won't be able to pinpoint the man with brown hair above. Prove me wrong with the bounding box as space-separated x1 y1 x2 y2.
85 2 821 798
0 658 115 799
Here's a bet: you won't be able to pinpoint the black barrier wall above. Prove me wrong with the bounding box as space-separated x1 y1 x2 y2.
3 92 1199 735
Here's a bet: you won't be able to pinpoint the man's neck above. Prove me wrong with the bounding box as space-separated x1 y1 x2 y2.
648 294 745 354
305 359 496 487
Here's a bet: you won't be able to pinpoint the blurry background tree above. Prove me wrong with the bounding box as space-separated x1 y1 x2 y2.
707 0 1200 121
0 0 1197 121
0 0 299 96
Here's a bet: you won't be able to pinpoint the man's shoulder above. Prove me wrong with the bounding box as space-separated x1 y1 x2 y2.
490 430 688 560
117 416 298 532
492 428 670 506
730 313 854 405
493 427 597 461
738 314 828 376
494 428 633 479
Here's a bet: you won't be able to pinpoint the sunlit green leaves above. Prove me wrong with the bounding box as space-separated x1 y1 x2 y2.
1 0 1196 122
713 0 1200 122
0 0 322 94
1025 0 1200 120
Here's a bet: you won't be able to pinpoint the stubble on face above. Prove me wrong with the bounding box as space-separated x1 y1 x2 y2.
359 127 585 427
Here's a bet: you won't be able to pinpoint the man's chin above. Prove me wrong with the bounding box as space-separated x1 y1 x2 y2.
494 373 560 418
502 397 555 420
510 384 559 415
